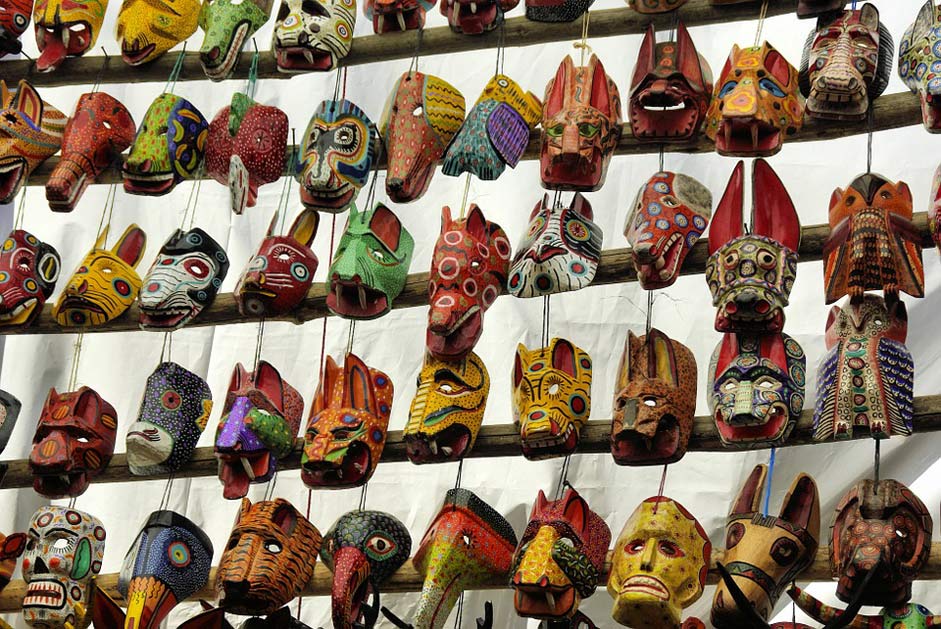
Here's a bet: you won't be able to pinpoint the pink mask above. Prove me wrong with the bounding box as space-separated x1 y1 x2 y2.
0 229 61 328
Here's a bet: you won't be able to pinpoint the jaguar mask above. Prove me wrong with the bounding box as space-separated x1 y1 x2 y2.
116 0 201 65
363 0 434 33
198 0 271 81
273 0 355 72
0 0 31 57
439 0 517 34
32 0 106 72
0 230 60 328
900 0 941 132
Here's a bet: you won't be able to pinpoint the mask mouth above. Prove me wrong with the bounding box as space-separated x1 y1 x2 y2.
301 441 371 488
714 117 783 156
32 470 89 499
45 169 88 212
201 21 251 81
215 450 274 500
237 281 280 317
139 304 197 330
445 0 499 35
611 414 681 465
327 278 390 319
0 297 39 326
23 577 66 609
386 158 435 204
426 307 483 361
520 418 580 459
275 44 336 72
512 583 577 618
633 233 686 289
714 290 785 333
631 89 701 140
837 561 909 607
807 81 868 120
300 180 356 212
715 402 791 445
373 6 425 33
121 41 157 66
0 157 27 204
220 581 275 616
404 423 472 463
122 169 177 196
619 574 670 600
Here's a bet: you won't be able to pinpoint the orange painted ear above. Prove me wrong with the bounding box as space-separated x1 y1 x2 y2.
237 497 252 523
530 195 547 220
272 501 299 536
587 54 612 117
729 465 767 517
630 24 657 91
709 161 745 256
763 47 791 86
14 81 43 127
464 204 488 243
545 56 573 117
344 353 376 414
648 329 678 386
440 205 454 234
897 181 914 207
91 583 127 628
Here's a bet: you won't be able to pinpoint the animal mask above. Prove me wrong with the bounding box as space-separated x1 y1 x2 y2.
139 227 230 330
628 0 685 12
206 93 289 215
931 163 941 253
611 329 697 466
363 0 433 33
381 71 466 203
301 353 393 489
0 80 66 204
326 203 415 320
511 486 610 621
273 0 355 71
0 230 60 327
508 193 602 298
705 160 801 334
427 204 511 360
198 0 270 80
22 507 106 629
705 42 804 156
52 224 147 327
0 531 26 592
823 173 923 304
541 54 622 192
900 0 941 132
30 386 117 498
0 390 19 458
442 74 542 180
711 465 820 627
513 338 592 460
608 497 711 628
126 361 213 476
235 209 319 317
123 93 209 196
32 0 106 72
0 0 31 57
524 0 590 22
116 0 200 65
214 360 304 500
405 351 489 464
791 593 941 629
625 171 712 290
439 0 516 33
814 295 914 441
629 23 713 141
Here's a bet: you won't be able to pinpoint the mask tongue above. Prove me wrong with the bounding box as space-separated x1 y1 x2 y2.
36 37 68 72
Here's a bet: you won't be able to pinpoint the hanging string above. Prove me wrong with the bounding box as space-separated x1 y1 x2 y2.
763 447 777 515
791 582 797 625
753 0 769 47
332 66 349 102
358 482 369 511
277 134 298 233
164 43 188 95
459 173 472 219
652 464 669 514
554 456 572 500
253 320 266 372
67 333 85 390
574 10 591 65
493 22 507 77
644 291 654 334
873 438 881 483
452 592 465 629
264 471 279 501
67 496 77 509
159 332 173 363
346 320 357 355
866 107 874 174
407 27 425 75
658 145 664 173
541 296 551 348
158 473 175 511
13 185 28 231
179 167 204 230
454 459 464 490
91 48 109 94
245 40 260 99
95 184 118 241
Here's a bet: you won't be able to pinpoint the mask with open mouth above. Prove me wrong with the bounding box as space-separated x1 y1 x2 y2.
0 230 60 328
273 0 355 72
214 360 304 500
0 80 65 204
301 353 392 489
0 389 20 455
0 531 26 593
198 0 271 80
0 0 31 58
327 203 414 320
116 0 201 65
705 42 803 156
900 0 941 132
439 0 517 34
123 93 209 196
32 0 106 72
22 507 106 629
364 0 434 33
524 0 590 22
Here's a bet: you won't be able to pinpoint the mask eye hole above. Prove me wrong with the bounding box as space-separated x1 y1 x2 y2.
658 541 683 557
625 539 645 554
52 538 70 550
548 384 560 395
439 382 454 393
770 537 799 566
277 2 290 19
726 522 745 549
264 540 282 554
661 195 679 208
643 397 657 407
76 437 89 444
365 534 396 560
302 0 330 16
412 106 424 117
461 533 471 547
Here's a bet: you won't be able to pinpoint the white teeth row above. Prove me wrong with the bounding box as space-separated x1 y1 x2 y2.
0 301 32 320
427 442 454 456
376 12 408 31
525 425 574 449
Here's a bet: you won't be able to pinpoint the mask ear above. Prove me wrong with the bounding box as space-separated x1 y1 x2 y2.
709 161 745 256
74 388 100 423
229 363 248 394
464 205 488 242
550 339 577 377
779 474 820 541
763 47 792 86
178 607 232 629
313 356 340 415
112 224 147 267
271 501 299 536
0 82 10 107
344 353 377 414
545 56 574 116
370 204 403 252
713 333 737 376
675 21 706 92
198 0 211 29
440 206 453 234
616 332 637 393
587 55 612 117
729 464 767 517
530 196 547 221
93 224 110 251
513 345 526 388
0 533 26 561
560 487 588 537
752 159 800 252
238 498 252 523
859 3 879 30
530 489 549 520
570 193 593 220
630 25 657 91
254 361 286 411
289 210 319 248
13 81 43 127
647 329 677 386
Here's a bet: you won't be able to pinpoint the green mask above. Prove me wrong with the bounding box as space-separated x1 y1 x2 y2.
198 0 271 81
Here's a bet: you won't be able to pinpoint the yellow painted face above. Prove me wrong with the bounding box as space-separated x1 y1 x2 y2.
116 0 201 65
516 526 570 589
477 74 543 127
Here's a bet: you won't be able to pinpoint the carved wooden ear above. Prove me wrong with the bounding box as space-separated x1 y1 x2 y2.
313 355 340 415
0 81 9 108
709 161 745 256
779 474 820 541
178 607 232 629
14 81 43 127
440 206 453 234
93 224 110 251
464 204 488 243
289 209 319 248
859 3 879 31
896 181 913 207
530 489 549 521
513 344 527 388
74 388 101 424
272 501 299 536
588 54 612 117
229 363 248 395
237 498 252 525
370 204 403 252
764 48 792 86
530 196 547 221
546 56 574 116
621 331 640 387
752 159 800 252
729 464 767 517
648 329 678 386
675 21 705 91
550 339 577 377
344 353 376 414
561 487 588 537
113 224 147 268
631 24 658 91
254 361 286 412
570 192 593 220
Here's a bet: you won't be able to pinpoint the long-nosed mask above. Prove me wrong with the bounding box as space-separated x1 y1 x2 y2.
32 0 106 71
439 0 517 34
0 229 60 327
0 80 65 204
198 0 271 81
363 0 433 33
900 0 941 132
273 0 355 71
116 0 201 65
0 0 32 57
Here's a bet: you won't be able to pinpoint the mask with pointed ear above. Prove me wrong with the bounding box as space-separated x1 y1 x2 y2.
524 0 592 22
0 230 60 328
116 0 201 65
0 0 31 58
198 0 271 81
301 353 393 489
900 0 941 132
273 0 356 72
32 0 105 71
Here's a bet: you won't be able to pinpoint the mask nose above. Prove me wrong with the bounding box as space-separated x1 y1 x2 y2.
640 539 657 571
732 381 754 421
32 556 49 575
727 289 770 317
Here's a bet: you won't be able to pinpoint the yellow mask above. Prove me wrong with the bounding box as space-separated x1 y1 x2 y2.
116 0 201 65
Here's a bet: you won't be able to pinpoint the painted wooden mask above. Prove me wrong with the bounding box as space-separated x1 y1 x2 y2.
214 360 304 500
508 193 602 298
0 80 65 204
711 465 820 628
629 22 712 141
0 230 60 327
301 353 393 489
541 54 622 192
0 0 32 57
327 203 415 320
405 351 489 464
608 497 710 628
511 486 610 622
931 162 941 253
625 171 712 290
427 204 511 360
705 160 801 334
612 329 697 466
46 92 136 212
53 224 147 327
628 0 686 12
0 390 20 457
235 209 319 317
363 0 434 33
900 0 941 132
525 0 591 22
814 295 914 441
198 0 270 80
0 531 26 592
22 507 106 629
439 0 517 34
123 93 209 196
274 0 356 72
32 0 106 71
116 0 201 65
126 361 213 476
381 71 466 203
705 42 804 156
790 592 941 629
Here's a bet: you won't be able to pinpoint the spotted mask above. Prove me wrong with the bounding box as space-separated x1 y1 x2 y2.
0 230 60 328
0 390 20 455
439 0 517 34
0 0 31 57
32 0 106 72
273 0 355 72
198 0 271 81
899 0 941 132
930 162 941 253
524 0 591 22
363 0 434 33
116 0 201 65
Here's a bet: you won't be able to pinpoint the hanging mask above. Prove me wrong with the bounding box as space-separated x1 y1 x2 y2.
439 0 517 34
541 54 622 192
123 93 209 196
814 295 914 441
628 0 686 12
711 465 820 628
139 228 230 330
29 386 117 498
32 0 106 72
900 0 941 132
629 22 713 141
380 71 466 203
0 80 66 204
705 160 801 334
320 510 412 629
0 531 26 593
608 497 711 628
791 593 941 629
126 361 213 476
363 0 434 33
235 209 319 317
214 360 304 500
22 507 106 629
327 203 415 320
442 74 542 180
405 351 489 464
198 0 271 81
705 42 804 156
511 486 610 622
508 193 602 298
513 338 592 460
116 0 201 65
301 353 393 489
206 93 289 215
0 230 60 327
625 171 712 290
0 389 20 455
931 163 941 253
797 0 845 18
273 0 355 71
53 224 147 327
427 204 511 360
524 0 590 22
0 0 31 57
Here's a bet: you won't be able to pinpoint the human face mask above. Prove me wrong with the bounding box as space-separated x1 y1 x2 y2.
116 0 201 65
32 0 105 71
198 0 271 81
0 230 60 328
273 0 355 71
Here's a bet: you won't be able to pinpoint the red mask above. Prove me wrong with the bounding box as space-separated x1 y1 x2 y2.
0 0 31 58
0 229 61 327
0 531 25 592
439 0 518 34
364 0 435 33
628 0 686 11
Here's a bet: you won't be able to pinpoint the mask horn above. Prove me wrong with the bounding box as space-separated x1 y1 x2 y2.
708 161 745 256
751 158 800 252
630 24 657 91
819 555 883 629
289 209 319 248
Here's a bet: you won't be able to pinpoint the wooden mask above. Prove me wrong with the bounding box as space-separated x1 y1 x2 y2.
705 42 804 156
273 0 356 72
797 0 846 18
301 353 393 489
705 160 801 334
791 592 941 628
116 0 200 65
32 0 106 71
0 531 26 593
363 0 434 32
439 0 518 34
541 54 622 192
0 390 20 457
931 163 941 253
0 80 65 204
197 0 270 81
814 295 914 441
0 0 32 57
53 224 147 327
628 0 686 13
611 329 697 466
0 230 60 327
46 92 136 212
711 465 820 628
525 0 591 22
900 0 941 132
